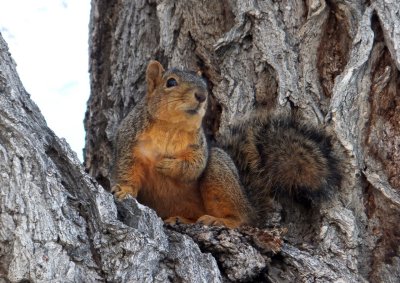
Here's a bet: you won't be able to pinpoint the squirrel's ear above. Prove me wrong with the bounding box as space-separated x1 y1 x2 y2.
146 60 165 94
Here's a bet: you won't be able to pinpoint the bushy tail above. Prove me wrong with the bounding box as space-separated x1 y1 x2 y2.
221 113 342 212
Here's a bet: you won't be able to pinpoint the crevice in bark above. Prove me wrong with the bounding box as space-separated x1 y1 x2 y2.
84 0 122 190
267 252 290 282
357 180 376 278
195 56 222 142
204 94 222 143
277 197 323 246
255 62 278 111
363 183 377 220
46 145 78 194
0 244 11 281
45 142 106 281
366 14 400 191
317 0 352 99
220 0 236 33
365 181 400 281
363 16 400 280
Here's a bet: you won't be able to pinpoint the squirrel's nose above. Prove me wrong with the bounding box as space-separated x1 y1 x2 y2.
195 92 206 103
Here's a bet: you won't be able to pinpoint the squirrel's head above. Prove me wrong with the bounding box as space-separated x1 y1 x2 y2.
145 60 208 127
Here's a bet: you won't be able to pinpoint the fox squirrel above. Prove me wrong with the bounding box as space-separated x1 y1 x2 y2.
112 60 253 228
112 60 341 228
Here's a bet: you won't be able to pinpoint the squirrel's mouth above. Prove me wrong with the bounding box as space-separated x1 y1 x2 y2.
186 109 198 115
185 104 203 115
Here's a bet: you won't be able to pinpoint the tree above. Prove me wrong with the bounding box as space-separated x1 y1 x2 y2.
1 0 399 282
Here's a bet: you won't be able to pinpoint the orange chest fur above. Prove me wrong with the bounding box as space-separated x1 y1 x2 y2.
131 121 205 219
133 122 198 166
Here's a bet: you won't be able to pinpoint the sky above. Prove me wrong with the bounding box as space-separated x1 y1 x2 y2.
0 0 91 161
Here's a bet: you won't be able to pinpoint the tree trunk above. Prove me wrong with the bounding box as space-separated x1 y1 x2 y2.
84 0 400 282
1 0 399 282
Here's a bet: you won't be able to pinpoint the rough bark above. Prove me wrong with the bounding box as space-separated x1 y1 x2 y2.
84 0 400 282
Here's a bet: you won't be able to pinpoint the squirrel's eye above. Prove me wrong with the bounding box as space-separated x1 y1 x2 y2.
166 78 178 88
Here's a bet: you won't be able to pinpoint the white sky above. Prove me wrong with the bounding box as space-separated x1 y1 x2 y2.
0 0 90 161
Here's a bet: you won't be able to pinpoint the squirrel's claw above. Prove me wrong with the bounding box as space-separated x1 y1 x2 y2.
111 184 138 200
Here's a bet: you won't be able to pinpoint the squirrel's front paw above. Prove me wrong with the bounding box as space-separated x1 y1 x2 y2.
156 157 177 176
111 184 138 200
